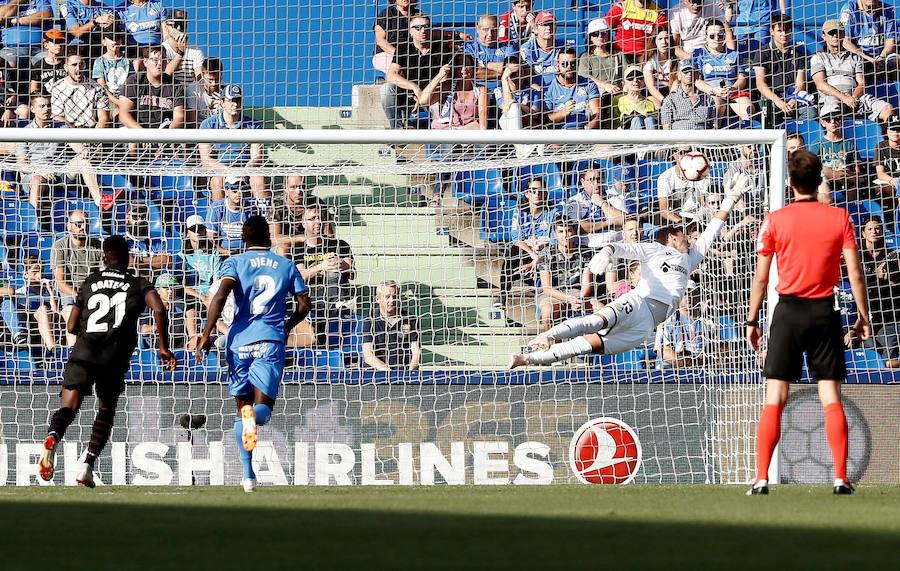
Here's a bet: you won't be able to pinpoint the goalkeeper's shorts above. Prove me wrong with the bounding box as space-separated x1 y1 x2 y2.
764 295 846 382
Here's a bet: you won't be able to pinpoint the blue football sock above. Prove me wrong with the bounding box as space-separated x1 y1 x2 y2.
253 403 272 426
234 418 255 480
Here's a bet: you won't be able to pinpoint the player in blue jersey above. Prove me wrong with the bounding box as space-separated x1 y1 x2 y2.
693 19 753 125
197 216 311 492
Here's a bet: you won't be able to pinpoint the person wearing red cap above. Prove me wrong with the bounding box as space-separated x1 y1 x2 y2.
604 0 668 63
499 0 533 46
519 10 565 79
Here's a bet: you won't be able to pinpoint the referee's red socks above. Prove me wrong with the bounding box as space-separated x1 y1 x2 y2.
755 404 783 482
824 402 849 481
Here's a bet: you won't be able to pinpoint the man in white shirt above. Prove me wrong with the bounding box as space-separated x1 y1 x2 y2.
669 0 726 60
508 172 751 368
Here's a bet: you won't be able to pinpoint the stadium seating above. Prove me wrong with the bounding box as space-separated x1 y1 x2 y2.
480 194 518 243
451 169 505 205
846 120 884 161
516 163 568 206
1 199 39 238
50 198 104 236
108 201 166 238
846 348 887 369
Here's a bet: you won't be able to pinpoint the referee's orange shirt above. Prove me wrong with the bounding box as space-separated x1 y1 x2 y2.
756 200 858 299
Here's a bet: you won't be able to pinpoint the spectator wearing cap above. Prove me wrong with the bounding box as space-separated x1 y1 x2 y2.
92 28 132 113
841 0 900 87
382 14 454 129
373 0 421 74
124 202 172 279
64 0 116 59
752 14 814 128
139 272 191 350
120 45 185 129
185 57 222 127
660 60 716 129
541 47 600 129
162 9 204 84
875 117 900 206
361 280 420 372
199 84 266 202
272 175 334 256
657 147 713 224
615 64 658 129
670 0 727 60
811 19 895 123
564 167 626 234
643 28 677 107
536 216 595 331
811 110 860 195
579 18 625 125
50 48 110 128
693 19 753 126
178 214 222 341
206 177 258 256
519 11 564 80
499 0 533 47
604 0 668 64
118 0 169 66
0 0 53 66
464 14 516 87
29 29 67 95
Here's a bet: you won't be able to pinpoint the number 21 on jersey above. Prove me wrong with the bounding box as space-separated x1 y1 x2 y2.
85 291 127 333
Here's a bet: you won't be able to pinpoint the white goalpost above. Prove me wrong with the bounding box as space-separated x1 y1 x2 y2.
0 128 786 486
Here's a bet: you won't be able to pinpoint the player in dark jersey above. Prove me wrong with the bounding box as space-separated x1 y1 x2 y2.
38 235 177 488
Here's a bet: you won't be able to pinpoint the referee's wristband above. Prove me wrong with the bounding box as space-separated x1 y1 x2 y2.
745 319 760 328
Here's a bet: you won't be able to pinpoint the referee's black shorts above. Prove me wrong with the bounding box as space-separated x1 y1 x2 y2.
62 359 129 403
763 295 847 382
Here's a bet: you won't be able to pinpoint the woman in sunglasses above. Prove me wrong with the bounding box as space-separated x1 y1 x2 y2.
693 18 754 126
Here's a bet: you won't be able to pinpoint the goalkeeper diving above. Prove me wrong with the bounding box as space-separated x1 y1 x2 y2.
509 172 752 369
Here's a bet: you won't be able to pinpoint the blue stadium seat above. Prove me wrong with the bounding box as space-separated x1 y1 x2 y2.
845 120 883 161
98 174 135 197
109 201 165 238
718 315 741 342
783 119 824 150
148 170 195 202
50 198 104 236
1 199 39 238
516 163 568 206
173 348 218 370
845 348 887 369
480 194 518 243
451 169 505 205
287 348 344 369
613 348 648 370
180 196 210 223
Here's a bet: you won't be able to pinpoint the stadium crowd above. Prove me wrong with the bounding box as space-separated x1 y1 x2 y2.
0 0 898 371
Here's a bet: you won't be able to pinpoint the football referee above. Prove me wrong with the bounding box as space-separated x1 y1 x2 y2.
745 149 870 496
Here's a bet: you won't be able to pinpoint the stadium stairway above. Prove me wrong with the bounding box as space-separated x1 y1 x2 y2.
245 106 545 368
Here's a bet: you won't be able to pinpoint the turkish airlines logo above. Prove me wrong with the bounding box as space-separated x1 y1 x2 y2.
569 417 642 484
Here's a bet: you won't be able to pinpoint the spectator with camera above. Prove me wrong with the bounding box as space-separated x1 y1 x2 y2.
418 54 489 129
118 0 168 66
162 10 204 84
361 280 420 372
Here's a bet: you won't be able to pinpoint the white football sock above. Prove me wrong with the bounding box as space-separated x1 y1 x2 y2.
526 336 594 365
545 309 614 342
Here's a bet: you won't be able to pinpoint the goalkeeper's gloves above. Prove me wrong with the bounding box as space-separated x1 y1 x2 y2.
588 246 614 275
722 172 751 212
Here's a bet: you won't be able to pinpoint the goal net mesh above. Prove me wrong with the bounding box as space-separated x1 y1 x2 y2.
0 134 770 486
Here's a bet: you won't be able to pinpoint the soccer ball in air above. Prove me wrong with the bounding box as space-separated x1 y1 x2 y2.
678 152 710 182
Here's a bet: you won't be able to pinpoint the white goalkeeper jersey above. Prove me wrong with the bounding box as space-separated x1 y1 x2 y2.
606 218 724 314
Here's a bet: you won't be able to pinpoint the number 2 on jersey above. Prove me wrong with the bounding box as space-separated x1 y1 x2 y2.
251 275 277 315
85 291 127 333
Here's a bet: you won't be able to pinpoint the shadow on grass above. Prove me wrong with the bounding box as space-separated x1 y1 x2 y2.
1 501 896 570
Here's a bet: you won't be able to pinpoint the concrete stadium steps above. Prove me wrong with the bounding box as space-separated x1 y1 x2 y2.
337 207 447 248
352 247 478 290
423 325 532 367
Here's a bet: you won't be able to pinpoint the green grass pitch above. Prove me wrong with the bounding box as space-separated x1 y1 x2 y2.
2 485 898 570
